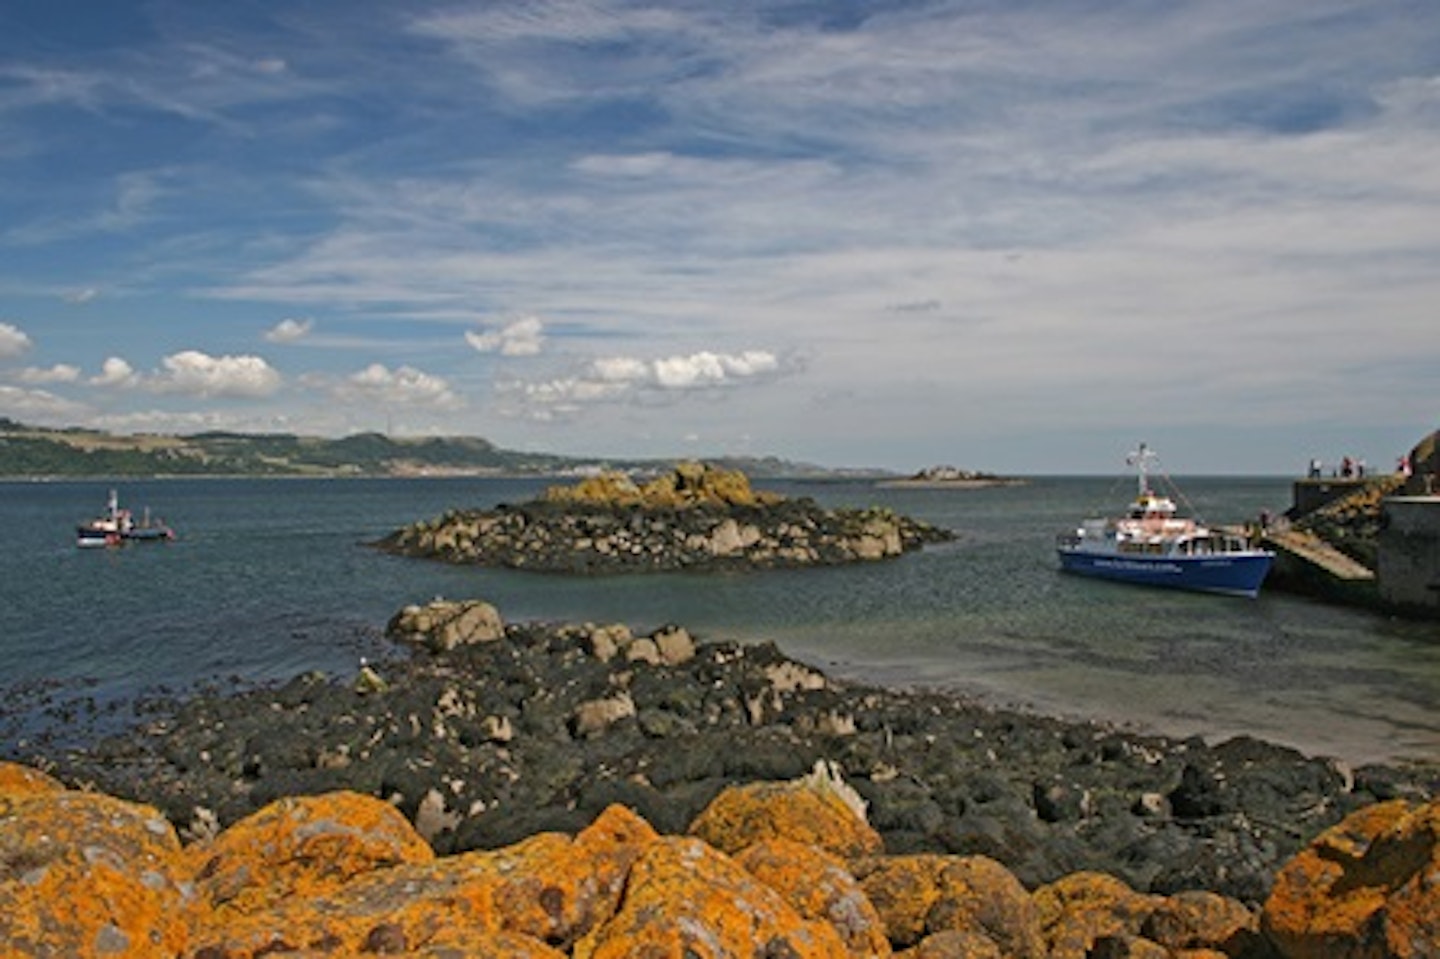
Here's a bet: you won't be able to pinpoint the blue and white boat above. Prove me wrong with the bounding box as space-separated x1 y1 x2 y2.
1056 444 1272 598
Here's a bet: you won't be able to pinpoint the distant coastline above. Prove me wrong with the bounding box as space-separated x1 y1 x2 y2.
0 418 862 481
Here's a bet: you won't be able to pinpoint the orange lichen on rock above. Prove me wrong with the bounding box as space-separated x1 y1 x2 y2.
688 764 883 859
1033 870 1162 959
1141 890 1260 956
0 760 65 803
0 788 194 957
855 853 1044 957
737 837 893 957
187 802 658 957
1262 797 1440 959
188 789 436 917
574 836 849 958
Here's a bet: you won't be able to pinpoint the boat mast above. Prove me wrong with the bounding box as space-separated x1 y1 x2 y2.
1127 443 1157 496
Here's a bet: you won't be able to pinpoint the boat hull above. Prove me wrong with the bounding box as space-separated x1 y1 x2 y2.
1057 547 1273 598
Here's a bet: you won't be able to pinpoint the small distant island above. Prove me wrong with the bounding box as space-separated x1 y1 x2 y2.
876 465 1026 489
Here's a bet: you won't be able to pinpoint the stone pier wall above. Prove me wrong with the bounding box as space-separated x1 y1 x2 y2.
1377 496 1440 613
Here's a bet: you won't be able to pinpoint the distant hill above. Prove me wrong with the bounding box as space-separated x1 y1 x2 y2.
0 419 861 479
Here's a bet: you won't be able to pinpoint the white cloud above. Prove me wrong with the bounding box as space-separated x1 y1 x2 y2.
264 317 313 343
0 322 33 359
465 315 546 356
0 384 87 420
652 350 780 388
336 363 463 410
498 348 786 421
591 356 650 382
90 356 141 389
63 288 99 304
153 351 282 398
15 364 81 384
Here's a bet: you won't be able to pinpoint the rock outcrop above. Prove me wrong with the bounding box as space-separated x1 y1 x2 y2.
6 757 1435 958
27 602 1438 914
375 461 953 573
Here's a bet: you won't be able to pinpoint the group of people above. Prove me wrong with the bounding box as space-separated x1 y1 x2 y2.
1307 455 1368 479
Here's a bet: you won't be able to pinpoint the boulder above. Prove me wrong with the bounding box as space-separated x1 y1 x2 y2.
388 599 506 651
0 760 65 802
574 836 848 957
0 788 194 957
1033 871 1162 959
855 853 1044 956
188 790 436 917
191 802 657 956
571 692 637 738
689 761 883 859
738 837 893 957
652 624 696 666
1262 797 1440 958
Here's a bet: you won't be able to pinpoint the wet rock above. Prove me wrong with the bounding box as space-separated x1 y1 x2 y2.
24 607 1440 908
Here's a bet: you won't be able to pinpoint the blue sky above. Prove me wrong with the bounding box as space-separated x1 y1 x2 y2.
1 0 1437 473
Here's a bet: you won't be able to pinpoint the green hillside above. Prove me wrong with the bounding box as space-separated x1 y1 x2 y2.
0 419 848 479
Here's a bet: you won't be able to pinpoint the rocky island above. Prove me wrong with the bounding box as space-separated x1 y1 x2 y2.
9 599 1439 957
376 461 954 573
877 465 1026 489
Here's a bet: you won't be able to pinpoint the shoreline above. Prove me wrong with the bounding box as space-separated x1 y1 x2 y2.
17 603 1436 906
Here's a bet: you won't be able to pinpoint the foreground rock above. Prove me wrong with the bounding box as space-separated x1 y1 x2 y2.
375 461 954 573
23 603 1437 915
5 758 1438 958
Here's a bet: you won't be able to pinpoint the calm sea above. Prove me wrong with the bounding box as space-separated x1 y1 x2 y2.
2 476 1437 766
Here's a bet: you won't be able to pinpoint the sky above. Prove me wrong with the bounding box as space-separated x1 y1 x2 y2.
1 0 1437 474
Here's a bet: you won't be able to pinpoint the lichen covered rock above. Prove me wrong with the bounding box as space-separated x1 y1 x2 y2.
738 837 892 957
0 760 66 803
855 853 1044 956
574 836 848 957
1262 797 1440 958
0 788 193 957
189 790 435 917
688 761 883 859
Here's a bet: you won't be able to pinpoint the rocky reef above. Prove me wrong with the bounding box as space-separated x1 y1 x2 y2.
24 600 1437 924
5 754 1439 958
374 462 953 573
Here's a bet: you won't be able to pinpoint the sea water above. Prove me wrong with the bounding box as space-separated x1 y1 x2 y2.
2 476 1437 766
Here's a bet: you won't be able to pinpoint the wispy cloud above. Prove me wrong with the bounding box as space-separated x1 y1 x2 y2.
1 1 1437 468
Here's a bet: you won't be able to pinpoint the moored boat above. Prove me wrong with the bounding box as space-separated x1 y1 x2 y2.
1056 444 1272 597
76 489 175 547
